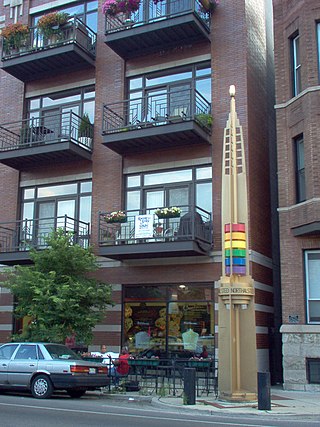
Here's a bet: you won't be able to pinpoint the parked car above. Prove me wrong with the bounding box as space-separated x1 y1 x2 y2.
0 342 109 399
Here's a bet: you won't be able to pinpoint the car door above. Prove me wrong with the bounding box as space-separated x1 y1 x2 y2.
7 344 39 387
0 344 19 385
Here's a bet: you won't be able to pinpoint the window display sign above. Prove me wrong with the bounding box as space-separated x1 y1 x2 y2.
134 214 153 238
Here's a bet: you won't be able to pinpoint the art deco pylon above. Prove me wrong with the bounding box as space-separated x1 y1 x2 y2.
218 86 257 401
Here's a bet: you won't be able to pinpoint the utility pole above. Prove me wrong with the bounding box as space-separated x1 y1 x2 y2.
218 85 257 401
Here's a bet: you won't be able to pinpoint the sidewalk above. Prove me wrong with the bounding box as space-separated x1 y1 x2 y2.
99 386 320 418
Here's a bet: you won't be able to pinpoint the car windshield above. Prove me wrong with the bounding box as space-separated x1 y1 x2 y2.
44 344 82 360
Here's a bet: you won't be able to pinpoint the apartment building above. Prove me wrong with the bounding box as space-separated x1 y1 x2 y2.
273 0 320 391
0 0 277 378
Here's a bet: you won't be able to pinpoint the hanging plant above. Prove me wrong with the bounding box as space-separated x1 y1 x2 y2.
102 0 141 17
37 11 70 39
1 22 29 51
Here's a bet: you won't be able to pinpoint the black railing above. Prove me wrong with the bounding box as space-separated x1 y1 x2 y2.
1 16 96 60
0 215 90 253
91 357 218 397
98 205 212 247
105 0 210 34
0 111 93 152
102 88 212 135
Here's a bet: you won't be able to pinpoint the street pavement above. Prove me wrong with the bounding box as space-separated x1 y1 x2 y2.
98 386 320 418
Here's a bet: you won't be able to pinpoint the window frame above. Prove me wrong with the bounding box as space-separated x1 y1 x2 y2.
305 250 320 324
294 134 306 203
317 22 320 83
291 33 301 97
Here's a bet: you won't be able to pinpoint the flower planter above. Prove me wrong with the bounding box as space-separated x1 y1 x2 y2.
156 213 180 219
105 217 127 223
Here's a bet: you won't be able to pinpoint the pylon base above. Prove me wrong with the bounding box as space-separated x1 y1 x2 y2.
219 391 257 402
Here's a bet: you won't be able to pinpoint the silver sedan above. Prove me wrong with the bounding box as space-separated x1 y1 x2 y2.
0 342 109 399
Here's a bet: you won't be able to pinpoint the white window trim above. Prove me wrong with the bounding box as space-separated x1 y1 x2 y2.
305 250 320 324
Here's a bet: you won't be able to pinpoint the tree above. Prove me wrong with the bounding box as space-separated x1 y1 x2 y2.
1 229 113 345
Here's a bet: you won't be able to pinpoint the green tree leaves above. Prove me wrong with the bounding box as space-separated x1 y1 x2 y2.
1 229 112 345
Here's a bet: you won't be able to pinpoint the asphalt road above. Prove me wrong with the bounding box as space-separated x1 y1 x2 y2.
0 391 319 427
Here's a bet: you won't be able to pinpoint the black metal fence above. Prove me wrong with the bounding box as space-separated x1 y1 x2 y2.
0 111 93 152
118 358 217 397
105 0 210 34
0 215 90 253
1 16 96 60
102 88 211 134
98 205 212 247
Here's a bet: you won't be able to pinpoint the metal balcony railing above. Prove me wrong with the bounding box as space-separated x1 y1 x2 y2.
98 205 212 247
1 16 96 60
105 0 210 34
0 215 90 253
102 88 212 135
0 111 93 152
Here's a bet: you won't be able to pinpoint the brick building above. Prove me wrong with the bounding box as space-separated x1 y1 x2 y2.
0 0 278 379
273 0 320 390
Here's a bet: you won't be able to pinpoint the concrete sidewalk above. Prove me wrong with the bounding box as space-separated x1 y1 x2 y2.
99 386 320 418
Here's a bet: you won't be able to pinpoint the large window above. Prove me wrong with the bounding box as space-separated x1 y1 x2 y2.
291 33 301 97
294 135 306 203
21 180 92 246
124 284 215 356
305 251 320 323
127 62 211 123
27 86 95 125
126 165 212 215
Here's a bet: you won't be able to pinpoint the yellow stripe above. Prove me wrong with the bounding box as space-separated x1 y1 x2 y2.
224 240 246 249
225 232 246 241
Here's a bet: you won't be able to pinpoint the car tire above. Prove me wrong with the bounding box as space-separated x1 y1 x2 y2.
68 390 86 398
31 375 53 399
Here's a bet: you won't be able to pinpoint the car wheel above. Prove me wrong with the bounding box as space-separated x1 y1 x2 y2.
31 375 53 399
68 390 86 398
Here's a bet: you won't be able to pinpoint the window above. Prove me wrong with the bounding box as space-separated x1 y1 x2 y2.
294 135 306 203
124 284 215 356
291 33 301 96
307 358 320 384
127 63 211 124
305 251 320 323
125 165 212 214
21 180 92 247
317 23 320 82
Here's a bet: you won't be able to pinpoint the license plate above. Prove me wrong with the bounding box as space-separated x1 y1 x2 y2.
89 368 96 374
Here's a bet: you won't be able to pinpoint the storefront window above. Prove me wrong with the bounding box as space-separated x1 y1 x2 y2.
124 284 215 357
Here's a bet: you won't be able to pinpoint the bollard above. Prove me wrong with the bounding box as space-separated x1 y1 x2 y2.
184 367 196 405
257 371 271 410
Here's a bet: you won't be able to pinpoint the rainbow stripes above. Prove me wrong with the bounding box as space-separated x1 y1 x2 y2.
224 223 246 275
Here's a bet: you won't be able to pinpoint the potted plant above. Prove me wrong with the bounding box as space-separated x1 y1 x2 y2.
105 210 127 223
102 0 141 17
78 113 93 147
1 22 29 54
195 113 212 128
37 11 70 44
155 207 181 219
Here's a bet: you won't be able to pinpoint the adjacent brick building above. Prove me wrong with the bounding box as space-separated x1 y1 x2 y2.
273 0 320 390
0 0 279 380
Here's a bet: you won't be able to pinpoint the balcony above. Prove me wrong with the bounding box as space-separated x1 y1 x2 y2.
0 111 93 170
102 88 211 154
0 215 90 266
104 0 210 59
1 17 96 82
98 205 212 260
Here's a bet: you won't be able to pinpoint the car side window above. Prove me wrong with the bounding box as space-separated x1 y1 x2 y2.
0 344 19 359
14 344 38 360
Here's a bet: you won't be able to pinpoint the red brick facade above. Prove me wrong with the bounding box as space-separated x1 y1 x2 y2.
0 0 277 378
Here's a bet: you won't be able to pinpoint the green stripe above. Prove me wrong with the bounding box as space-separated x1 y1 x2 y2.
225 249 246 257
